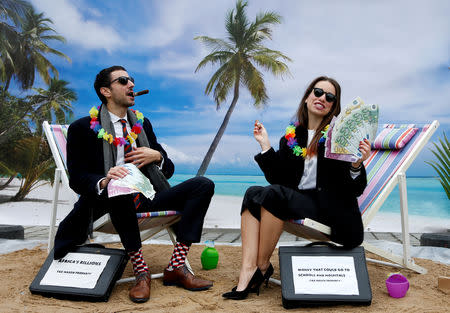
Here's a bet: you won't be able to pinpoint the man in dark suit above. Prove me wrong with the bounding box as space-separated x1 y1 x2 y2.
54 66 215 303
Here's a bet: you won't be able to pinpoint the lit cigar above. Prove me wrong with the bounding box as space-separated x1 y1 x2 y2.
133 89 149 97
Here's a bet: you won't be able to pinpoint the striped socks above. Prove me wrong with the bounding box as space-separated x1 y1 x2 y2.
167 242 190 269
128 248 149 276
128 243 190 273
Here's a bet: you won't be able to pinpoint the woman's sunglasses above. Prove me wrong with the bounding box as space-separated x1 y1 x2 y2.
110 76 134 85
313 87 336 103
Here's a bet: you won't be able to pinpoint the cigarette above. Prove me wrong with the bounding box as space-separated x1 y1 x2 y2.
134 89 149 97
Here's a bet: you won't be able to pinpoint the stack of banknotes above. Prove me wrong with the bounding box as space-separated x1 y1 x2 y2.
108 163 156 199
325 97 379 162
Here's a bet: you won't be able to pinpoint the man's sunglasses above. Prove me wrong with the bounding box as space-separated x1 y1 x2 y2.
110 76 134 85
313 87 336 103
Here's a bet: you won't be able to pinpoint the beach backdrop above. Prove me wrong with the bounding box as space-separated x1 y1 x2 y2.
0 1 448 234
0 2 449 312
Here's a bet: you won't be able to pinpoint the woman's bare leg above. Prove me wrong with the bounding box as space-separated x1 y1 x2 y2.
236 209 260 291
257 207 284 273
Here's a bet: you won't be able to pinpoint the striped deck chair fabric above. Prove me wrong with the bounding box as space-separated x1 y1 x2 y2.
360 123 431 224
284 121 439 274
46 124 70 187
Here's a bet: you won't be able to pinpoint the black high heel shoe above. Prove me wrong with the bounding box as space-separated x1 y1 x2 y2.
222 268 264 300
250 263 274 293
262 263 274 287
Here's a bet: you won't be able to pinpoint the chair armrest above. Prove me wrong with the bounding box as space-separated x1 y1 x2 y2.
302 218 331 235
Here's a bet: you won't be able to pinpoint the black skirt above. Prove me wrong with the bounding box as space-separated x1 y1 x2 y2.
241 184 327 223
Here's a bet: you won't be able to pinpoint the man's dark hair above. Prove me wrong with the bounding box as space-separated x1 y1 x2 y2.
94 65 127 104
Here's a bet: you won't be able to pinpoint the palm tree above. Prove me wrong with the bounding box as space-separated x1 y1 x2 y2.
0 5 69 93
0 0 32 89
0 79 76 200
426 132 449 200
31 77 77 134
0 78 76 142
12 7 70 91
10 135 54 201
0 92 31 188
194 0 291 176
0 91 32 141
0 0 31 22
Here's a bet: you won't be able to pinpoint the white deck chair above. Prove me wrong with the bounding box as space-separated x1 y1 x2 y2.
283 121 440 274
43 121 191 282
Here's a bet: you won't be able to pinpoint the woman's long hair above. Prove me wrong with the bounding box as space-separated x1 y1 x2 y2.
295 76 341 156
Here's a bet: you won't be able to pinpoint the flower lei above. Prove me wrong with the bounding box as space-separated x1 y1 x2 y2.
89 106 144 146
285 122 329 158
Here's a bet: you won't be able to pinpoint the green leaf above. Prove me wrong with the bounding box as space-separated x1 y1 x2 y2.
426 132 450 200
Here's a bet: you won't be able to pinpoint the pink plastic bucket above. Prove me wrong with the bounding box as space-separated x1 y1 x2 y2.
385 274 409 298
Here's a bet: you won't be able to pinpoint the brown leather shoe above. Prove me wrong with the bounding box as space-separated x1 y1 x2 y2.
163 265 213 291
129 272 151 303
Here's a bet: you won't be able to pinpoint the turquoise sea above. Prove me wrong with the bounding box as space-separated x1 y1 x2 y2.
169 175 449 219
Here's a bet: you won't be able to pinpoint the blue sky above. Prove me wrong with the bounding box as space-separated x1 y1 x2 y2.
29 0 449 176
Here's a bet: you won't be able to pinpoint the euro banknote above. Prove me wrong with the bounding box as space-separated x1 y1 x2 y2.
326 97 378 162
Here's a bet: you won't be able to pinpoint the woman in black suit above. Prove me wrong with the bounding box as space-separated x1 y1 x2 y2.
223 76 371 300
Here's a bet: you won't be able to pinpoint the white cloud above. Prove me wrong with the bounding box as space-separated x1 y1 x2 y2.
135 1 230 49
30 0 124 53
139 0 450 125
143 0 449 174
161 143 201 164
28 0 449 174
160 133 264 166
147 50 208 81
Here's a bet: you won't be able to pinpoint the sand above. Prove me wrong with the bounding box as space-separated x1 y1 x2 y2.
0 243 448 312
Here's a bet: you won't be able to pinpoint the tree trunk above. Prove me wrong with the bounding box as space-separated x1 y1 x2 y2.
0 174 16 190
11 189 26 201
196 81 240 176
11 178 33 202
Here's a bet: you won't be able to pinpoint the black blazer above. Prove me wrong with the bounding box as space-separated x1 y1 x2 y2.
54 113 174 259
67 115 174 197
254 125 367 248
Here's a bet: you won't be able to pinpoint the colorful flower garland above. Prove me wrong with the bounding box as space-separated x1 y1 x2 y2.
89 106 144 147
285 122 329 158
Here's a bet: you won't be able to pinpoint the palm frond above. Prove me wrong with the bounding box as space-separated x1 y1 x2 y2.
241 59 267 107
195 50 234 73
250 50 292 79
29 78 76 128
425 161 450 198
213 70 235 108
193 36 235 53
426 132 450 199
250 47 292 61
212 60 238 108
245 12 282 44
204 62 230 95
0 0 32 26
225 0 249 49
429 137 450 175
0 160 15 176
